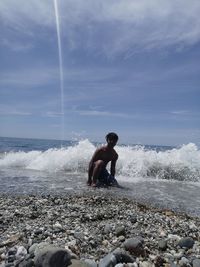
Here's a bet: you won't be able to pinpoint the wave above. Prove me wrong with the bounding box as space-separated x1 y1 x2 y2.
117 143 200 182
0 140 200 182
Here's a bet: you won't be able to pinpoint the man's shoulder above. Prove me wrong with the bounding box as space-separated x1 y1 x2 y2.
100 145 107 150
96 146 106 152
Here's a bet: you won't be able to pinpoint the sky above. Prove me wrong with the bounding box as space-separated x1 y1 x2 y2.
0 0 200 146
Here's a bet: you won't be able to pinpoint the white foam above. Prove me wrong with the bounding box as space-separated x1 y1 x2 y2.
0 140 199 182
0 139 95 172
116 143 200 181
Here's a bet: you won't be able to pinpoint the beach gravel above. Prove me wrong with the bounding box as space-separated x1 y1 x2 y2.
0 193 199 267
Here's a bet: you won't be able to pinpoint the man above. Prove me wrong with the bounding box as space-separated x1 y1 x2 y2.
87 132 119 187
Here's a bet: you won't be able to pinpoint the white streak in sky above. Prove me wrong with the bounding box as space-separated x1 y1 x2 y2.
53 0 65 142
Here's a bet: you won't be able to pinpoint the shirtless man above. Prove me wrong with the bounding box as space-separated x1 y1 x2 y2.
87 132 119 187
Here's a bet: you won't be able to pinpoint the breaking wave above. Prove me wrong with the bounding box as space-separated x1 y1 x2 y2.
0 140 199 182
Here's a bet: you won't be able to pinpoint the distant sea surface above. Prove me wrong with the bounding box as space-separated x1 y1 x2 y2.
0 137 200 217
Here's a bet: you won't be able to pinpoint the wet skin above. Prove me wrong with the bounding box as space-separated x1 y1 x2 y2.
87 138 118 186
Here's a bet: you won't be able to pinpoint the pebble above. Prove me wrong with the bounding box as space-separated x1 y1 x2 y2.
84 259 98 267
115 226 126 237
178 237 195 249
192 258 200 267
16 246 27 260
158 239 168 251
99 253 117 267
124 237 144 256
104 224 113 234
0 194 199 267
34 246 71 267
179 256 190 266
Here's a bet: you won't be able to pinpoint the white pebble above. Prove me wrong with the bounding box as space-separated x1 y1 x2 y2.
16 246 27 259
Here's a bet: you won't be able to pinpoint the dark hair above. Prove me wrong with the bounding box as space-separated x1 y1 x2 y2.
106 132 118 141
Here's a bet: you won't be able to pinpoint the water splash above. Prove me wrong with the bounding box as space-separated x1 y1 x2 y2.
0 141 200 182
53 0 65 145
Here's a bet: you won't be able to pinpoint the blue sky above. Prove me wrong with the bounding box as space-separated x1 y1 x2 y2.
0 0 200 146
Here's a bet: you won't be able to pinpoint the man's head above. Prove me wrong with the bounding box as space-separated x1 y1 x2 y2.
106 132 118 147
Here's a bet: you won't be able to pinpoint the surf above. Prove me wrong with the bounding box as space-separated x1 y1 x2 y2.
0 140 200 182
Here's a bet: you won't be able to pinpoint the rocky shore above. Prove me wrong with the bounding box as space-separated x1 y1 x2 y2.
0 193 199 267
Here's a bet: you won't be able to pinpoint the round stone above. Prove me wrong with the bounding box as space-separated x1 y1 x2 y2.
178 237 194 249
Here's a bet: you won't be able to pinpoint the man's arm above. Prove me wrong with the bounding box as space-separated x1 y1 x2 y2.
87 149 101 184
110 154 118 177
88 161 93 184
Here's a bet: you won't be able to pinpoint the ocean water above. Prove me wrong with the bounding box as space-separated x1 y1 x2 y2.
0 137 200 217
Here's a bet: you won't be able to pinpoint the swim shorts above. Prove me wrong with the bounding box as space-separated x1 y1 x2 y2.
98 168 118 186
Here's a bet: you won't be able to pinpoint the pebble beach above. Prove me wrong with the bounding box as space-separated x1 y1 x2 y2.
0 192 199 267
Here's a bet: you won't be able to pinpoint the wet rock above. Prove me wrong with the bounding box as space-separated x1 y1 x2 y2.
113 248 135 263
103 224 112 234
18 259 34 267
69 259 91 266
16 246 27 260
28 243 39 256
158 239 168 251
74 231 84 240
124 238 144 256
178 237 194 249
192 258 200 267
99 253 117 267
115 226 126 237
34 246 71 267
178 257 190 267
83 259 98 267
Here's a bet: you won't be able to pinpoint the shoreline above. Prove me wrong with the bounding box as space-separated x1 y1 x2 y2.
0 193 199 266
1 185 199 219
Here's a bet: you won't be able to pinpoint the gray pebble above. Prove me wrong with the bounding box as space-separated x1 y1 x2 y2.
99 253 117 267
158 239 167 251
83 259 98 267
124 238 144 256
115 226 126 237
178 237 194 249
34 246 71 267
192 258 200 267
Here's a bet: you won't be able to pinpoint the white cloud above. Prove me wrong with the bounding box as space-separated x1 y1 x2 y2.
170 110 189 115
0 110 32 116
0 1 54 30
0 65 121 91
77 109 137 119
0 67 58 87
44 111 63 118
1 0 200 56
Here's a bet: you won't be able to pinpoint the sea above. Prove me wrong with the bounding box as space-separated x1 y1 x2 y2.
0 136 200 217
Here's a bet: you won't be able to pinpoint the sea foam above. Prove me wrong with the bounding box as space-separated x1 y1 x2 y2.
0 140 199 182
